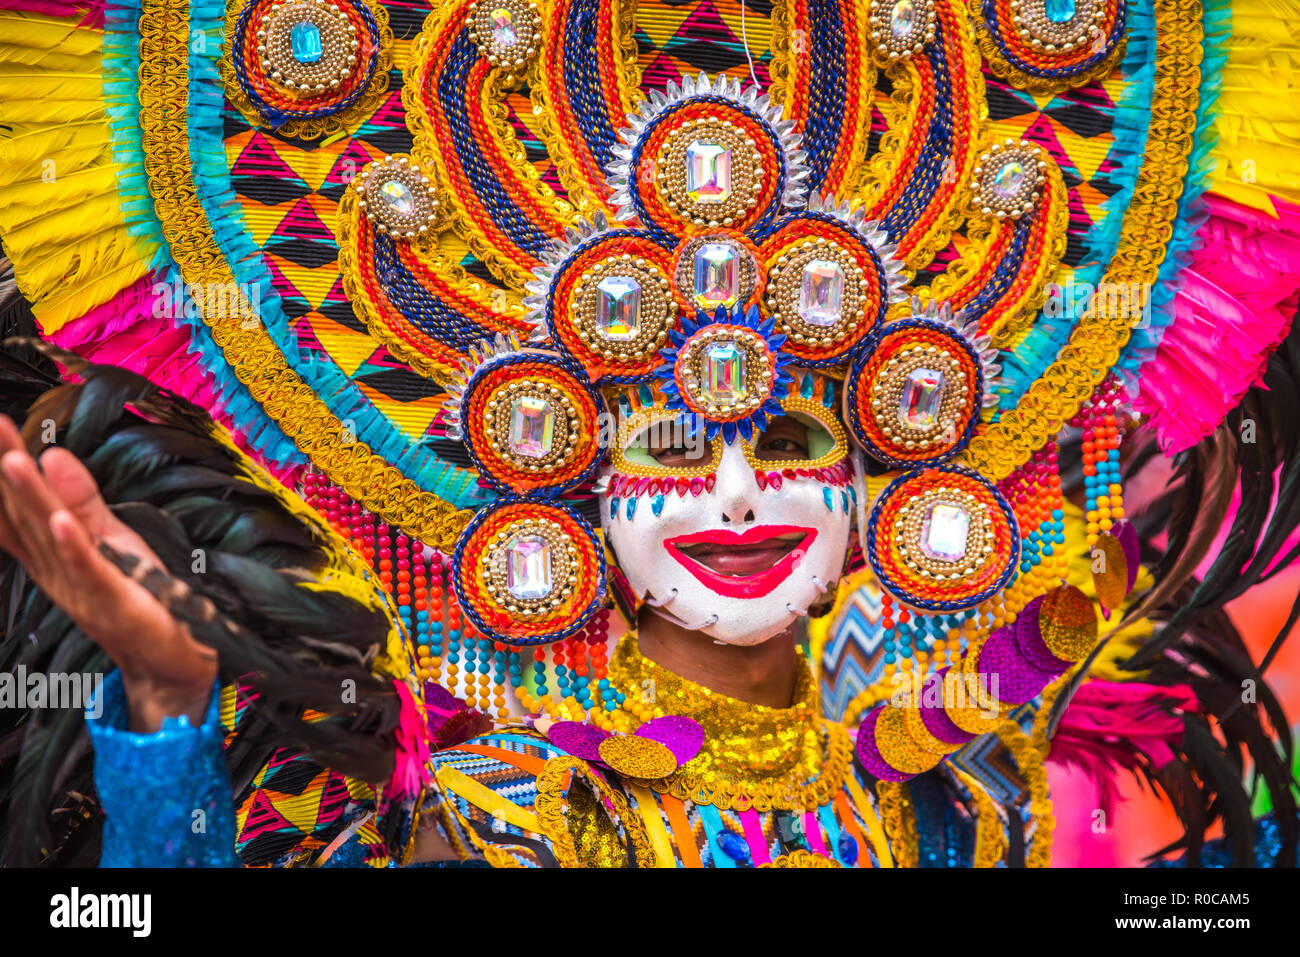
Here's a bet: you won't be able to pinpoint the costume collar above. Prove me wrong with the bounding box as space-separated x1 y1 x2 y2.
607 633 849 809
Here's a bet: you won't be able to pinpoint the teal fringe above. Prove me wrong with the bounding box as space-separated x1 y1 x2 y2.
185 0 493 508
101 0 303 467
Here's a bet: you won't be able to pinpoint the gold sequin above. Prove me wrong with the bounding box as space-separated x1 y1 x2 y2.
598 735 678 780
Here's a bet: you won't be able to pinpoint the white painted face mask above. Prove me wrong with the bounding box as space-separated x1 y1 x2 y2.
600 427 856 646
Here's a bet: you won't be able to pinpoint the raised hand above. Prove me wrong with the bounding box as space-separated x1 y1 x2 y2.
0 414 217 731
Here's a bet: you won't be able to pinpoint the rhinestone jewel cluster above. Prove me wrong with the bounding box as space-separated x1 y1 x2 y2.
871 345 968 451
571 255 677 362
868 0 937 60
466 0 541 76
354 155 439 238
1012 0 1107 53
485 379 581 471
766 238 872 347
656 119 763 228
675 327 774 418
257 0 360 94
971 140 1048 220
893 487 992 580
482 518 578 617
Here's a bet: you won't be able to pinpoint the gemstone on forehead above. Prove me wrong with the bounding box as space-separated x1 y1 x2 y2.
379 179 415 216
702 340 746 405
685 141 732 205
1044 0 1076 23
290 21 324 65
506 536 552 600
899 367 946 429
490 7 519 46
993 160 1026 199
799 259 845 327
890 0 917 36
921 502 971 562
595 276 641 340
508 395 556 458
693 242 740 308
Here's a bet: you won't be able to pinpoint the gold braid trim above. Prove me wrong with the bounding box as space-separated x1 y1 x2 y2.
762 849 844 868
964 0 1202 478
137 0 473 551
952 768 1008 867
968 0 1129 95
534 756 657 868
997 722 1055 867
218 0 395 140
645 720 853 813
875 780 919 868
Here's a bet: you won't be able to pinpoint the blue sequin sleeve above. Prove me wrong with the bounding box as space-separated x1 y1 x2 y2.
85 670 238 868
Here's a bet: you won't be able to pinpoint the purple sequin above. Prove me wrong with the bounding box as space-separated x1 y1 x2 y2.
1013 595 1072 673
978 626 1058 704
854 707 913 782
917 668 977 744
635 715 705 765
547 721 611 763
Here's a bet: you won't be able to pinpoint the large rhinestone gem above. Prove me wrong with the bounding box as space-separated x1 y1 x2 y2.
899 367 946 428
685 141 732 205
595 276 641 340
921 502 971 562
799 259 846 327
890 0 916 36
693 242 740 308
1044 0 1076 23
490 7 519 45
290 21 324 64
993 160 1026 199
508 395 555 458
506 536 552 600
379 180 415 216
702 341 746 405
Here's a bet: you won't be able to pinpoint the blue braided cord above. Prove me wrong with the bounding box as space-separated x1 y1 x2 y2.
959 213 1034 322
228 0 382 125
450 498 607 646
844 316 985 469
995 0 1156 411
801 0 849 196
99 0 299 467
629 96 789 244
188 0 494 507
980 0 1128 80
563 0 621 177
865 464 1020 612
373 233 500 350
882 19 955 241
439 31 554 257
456 351 603 497
1115 0 1231 382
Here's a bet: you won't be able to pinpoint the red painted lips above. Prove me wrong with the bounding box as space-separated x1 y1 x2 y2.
663 525 818 598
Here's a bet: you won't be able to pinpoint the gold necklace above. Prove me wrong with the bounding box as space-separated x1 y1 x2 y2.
606 634 852 812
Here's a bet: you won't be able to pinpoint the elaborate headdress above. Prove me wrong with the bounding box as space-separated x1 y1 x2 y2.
2 0 1299 864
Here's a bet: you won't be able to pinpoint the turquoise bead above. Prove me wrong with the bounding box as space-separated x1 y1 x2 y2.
716 829 752 864
290 21 323 64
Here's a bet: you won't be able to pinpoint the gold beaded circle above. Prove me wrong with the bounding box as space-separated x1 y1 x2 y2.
765 239 870 347
868 0 937 61
871 345 969 453
353 155 439 239
483 379 580 472
481 517 579 619
671 233 760 313
259 0 358 96
971 140 1048 221
570 256 677 363
1013 0 1106 52
674 326 775 420
892 485 993 583
655 119 763 230
466 0 541 77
